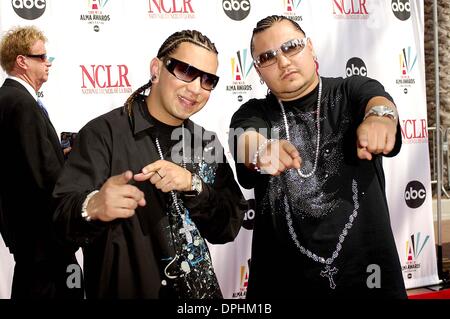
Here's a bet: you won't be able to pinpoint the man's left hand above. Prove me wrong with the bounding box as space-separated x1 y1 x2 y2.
134 159 192 192
356 116 397 160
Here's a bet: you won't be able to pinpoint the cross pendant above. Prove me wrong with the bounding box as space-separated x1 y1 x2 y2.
179 214 196 244
320 265 338 289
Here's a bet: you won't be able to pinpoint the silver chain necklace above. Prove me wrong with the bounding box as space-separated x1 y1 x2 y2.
154 123 187 279
154 123 186 216
284 179 359 289
277 78 360 289
278 77 322 178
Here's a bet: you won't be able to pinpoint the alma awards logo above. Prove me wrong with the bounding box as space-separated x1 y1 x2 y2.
402 232 430 279
226 49 254 102
396 46 417 94
232 259 250 298
283 0 303 22
80 0 111 32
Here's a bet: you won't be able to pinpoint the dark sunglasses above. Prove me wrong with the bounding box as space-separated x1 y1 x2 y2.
254 38 309 68
25 53 48 61
164 57 219 91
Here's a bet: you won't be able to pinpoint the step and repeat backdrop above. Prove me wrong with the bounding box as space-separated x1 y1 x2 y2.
0 0 438 298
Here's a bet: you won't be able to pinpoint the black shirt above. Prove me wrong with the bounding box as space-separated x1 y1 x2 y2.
229 76 406 298
53 95 247 298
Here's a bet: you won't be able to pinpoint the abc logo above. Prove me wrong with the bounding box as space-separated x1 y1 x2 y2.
242 199 255 230
12 0 46 20
404 180 426 209
392 0 411 21
345 57 367 77
222 0 251 21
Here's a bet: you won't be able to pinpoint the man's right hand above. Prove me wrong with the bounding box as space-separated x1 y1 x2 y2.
86 170 146 222
256 139 302 176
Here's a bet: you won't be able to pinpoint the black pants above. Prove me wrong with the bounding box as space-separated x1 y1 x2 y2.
11 257 84 299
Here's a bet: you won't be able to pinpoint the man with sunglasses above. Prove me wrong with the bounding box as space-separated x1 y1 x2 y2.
229 15 406 298
53 29 246 299
0 26 82 299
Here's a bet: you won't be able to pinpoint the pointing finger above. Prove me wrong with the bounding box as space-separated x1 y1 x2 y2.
109 170 133 185
134 171 156 182
141 161 163 175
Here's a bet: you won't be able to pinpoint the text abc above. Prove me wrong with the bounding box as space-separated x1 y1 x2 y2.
223 0 250 12
12 0 45 9
346 64 367 77
391 0 411 13
405 187 425 200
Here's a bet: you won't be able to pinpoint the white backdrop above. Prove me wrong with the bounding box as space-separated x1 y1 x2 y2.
0 0 438 298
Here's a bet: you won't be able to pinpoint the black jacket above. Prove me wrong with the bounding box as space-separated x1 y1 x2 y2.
53 96 247 298
0 78 81 298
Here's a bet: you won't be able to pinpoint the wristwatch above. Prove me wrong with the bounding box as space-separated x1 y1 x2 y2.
191 174 203 195
363 105 398 122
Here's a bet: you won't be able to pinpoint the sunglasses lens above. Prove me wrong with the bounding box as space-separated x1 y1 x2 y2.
172 61 199 82
201 74 219 90
281 39 305 56
255 38 307 67
257 51 277 67
26 54 48 61
166 58 218 91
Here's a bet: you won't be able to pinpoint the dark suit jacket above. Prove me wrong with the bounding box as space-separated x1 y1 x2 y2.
0 79 81 298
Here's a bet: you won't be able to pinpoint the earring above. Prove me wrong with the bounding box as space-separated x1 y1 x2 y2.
151 75 157 82
259 78 265 85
